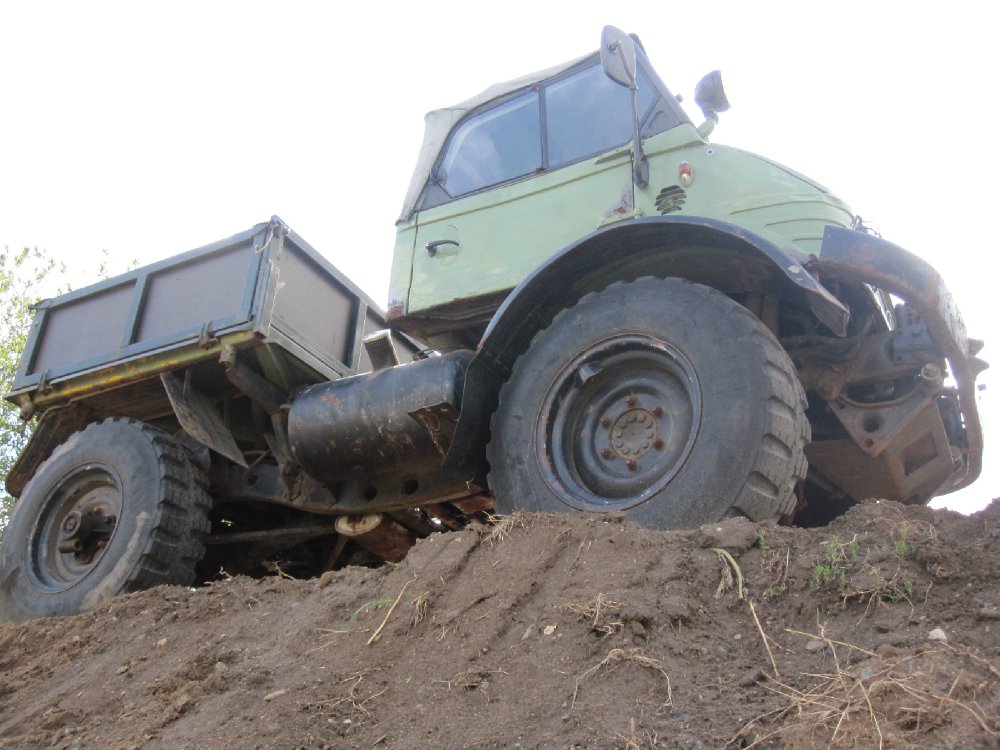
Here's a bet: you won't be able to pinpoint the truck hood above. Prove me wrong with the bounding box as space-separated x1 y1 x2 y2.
736 149 833 195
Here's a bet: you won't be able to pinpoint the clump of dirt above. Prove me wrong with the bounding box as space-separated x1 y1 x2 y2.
1 499 998 749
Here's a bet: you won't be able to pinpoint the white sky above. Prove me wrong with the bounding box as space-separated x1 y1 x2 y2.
1 1 995 512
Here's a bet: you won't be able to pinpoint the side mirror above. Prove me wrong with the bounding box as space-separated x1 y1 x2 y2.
600 25 637 89
694 70 730 120
600 26 647 187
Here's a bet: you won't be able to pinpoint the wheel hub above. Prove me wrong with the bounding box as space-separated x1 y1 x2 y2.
609 407 659 460
538 334 702 511
57 507 116 562
27 464 123 591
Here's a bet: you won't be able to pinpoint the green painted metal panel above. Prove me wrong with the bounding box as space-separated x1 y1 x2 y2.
635 126 855 256
399 150 634 314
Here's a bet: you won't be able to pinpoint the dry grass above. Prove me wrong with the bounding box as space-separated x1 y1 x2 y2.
845 564 916 612
713 547 744 599
435 667 508 700
572 648 672 708
262 560 298 580
305 671 386 720
761 547 791 600
308 580 428 652
410 591 429 628
561 593 625 637
872 511 938 552
731 627 1000 749
614 717 658 749
713 548 780 678
484 510 532 545
209 571 262 611
367 574 418 646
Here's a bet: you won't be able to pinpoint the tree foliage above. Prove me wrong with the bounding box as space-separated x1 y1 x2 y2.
0 247 60 533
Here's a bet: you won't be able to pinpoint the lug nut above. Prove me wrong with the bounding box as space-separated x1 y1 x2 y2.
601 448 615 460
653 438 665 450
626 459 638 471
626 395 638 407
600 416 611 428
652 406 663 418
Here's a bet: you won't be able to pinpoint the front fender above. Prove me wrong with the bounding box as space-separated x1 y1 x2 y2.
443 215 849 478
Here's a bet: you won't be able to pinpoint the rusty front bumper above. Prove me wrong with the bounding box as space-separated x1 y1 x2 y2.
811 226 987 495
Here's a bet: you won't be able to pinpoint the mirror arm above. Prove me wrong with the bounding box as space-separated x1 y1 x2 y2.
630 85 649 188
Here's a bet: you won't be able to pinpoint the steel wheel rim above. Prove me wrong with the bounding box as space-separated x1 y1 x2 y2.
26 464 123 592
536 335 702 511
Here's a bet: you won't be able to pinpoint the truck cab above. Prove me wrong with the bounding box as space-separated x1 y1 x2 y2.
389 35 852 351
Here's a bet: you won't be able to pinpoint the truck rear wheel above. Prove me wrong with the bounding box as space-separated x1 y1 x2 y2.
0 418 211 622
486 278 808 529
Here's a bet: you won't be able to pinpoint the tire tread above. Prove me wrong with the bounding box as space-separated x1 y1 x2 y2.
487 277 809 526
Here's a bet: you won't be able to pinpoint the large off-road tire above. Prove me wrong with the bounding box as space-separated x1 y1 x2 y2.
487 278 809 529
0 418 211 622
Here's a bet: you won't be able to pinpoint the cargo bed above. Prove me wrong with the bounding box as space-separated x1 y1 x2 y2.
5 217 410 495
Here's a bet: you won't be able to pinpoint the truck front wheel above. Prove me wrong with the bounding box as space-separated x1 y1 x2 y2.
0 419 211 622
486 278 808 529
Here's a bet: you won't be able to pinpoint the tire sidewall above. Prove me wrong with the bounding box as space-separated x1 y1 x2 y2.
0 421 168 621
490 279 788 528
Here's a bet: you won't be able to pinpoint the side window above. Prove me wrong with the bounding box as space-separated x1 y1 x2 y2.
439 92 541 198
421 60 674 210
546 65 657 167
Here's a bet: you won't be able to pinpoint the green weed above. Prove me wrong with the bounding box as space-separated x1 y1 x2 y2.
809 536 859 592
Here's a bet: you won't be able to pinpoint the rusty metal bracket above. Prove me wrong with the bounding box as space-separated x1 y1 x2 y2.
362 329 401 372
36 369 52 396
826 364 944 458
197 322 218 349
813 226 987 492
220 344 287 416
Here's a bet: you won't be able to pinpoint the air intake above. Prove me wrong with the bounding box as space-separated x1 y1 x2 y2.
655 186 687 214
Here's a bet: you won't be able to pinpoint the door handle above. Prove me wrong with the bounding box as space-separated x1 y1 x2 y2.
425 239 460 257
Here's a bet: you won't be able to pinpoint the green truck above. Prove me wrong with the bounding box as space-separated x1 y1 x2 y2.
0 28 986 621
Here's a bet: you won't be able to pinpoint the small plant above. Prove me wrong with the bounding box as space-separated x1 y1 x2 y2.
851 567 915 605
891 520 918 559
809 536 859 592
755 529 769 550
881 571 914 603
874 520 921 563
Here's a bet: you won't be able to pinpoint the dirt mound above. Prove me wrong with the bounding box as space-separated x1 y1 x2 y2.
1 499 998 749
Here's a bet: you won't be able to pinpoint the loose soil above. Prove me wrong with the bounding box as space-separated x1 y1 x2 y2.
1 499 998 749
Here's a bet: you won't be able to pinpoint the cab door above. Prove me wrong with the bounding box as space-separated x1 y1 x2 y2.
406 62 660 320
